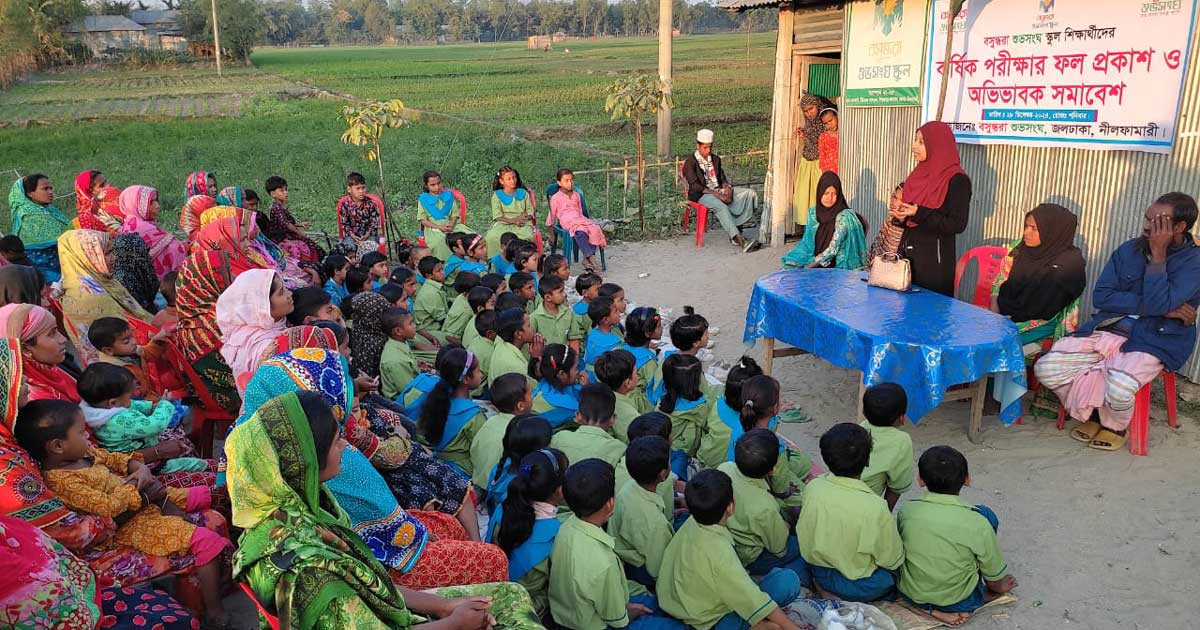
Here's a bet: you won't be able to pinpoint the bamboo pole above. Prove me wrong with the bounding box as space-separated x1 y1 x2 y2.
210 0 222 76
655 0 673 158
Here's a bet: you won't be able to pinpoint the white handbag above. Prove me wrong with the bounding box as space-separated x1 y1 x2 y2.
867 253 912 292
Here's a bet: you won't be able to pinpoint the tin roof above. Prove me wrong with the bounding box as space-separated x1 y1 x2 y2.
64 15 146 33
130 9 181 26
719 0 845 12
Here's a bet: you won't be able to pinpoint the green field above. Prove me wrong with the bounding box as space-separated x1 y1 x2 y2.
0 34 775 237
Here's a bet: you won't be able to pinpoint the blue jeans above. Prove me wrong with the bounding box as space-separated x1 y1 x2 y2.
625 561 656 591
670 449 689 482
712 568 800 630
614 594 685 630
808 564 896 602
746 536 810 584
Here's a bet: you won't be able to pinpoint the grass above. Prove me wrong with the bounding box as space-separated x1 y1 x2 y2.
0 34 775 239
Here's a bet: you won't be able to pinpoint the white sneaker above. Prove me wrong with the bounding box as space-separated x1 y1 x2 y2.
708 326 720 336
697 348 715 362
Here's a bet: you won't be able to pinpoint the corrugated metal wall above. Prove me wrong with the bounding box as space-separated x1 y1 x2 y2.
839 24 1200 382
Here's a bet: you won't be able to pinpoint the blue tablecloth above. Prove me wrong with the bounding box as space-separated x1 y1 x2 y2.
743 269 1027 425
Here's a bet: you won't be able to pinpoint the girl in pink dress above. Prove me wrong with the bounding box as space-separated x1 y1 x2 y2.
547 168 606 273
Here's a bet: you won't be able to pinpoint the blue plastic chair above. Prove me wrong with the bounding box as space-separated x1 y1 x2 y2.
545 183 607 271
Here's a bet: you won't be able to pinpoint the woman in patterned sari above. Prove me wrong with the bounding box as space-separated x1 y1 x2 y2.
119 185 187 280
57 229 153 355
229 390 543 630
183 171 216 204
73 169 124 234
230 347 505 589
179 195 217 242
9 175 71 283
176 214 265 412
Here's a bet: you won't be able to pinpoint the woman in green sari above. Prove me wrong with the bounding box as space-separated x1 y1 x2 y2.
229 390 544 630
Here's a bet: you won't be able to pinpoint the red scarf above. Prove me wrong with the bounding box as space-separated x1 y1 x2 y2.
903 121 965 209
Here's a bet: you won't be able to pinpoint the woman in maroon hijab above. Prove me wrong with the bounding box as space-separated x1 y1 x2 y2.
890 121 972 296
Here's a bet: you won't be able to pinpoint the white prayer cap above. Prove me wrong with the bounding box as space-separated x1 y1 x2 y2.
696 129 714 144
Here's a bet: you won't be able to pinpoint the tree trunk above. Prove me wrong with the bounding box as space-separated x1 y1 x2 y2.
935 6 957 121
634 114 645 233
374 141 392 256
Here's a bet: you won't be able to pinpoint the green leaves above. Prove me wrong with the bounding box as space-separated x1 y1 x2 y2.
603 71 673 121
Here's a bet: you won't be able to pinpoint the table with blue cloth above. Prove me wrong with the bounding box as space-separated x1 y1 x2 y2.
743 269 1027 441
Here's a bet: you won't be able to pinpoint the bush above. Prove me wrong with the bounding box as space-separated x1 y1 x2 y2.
109 47 196 68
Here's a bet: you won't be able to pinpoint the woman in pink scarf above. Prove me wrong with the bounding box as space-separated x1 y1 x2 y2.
216 269 295 392
119 185 187 280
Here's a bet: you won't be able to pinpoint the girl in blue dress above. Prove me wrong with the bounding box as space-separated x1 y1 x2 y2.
418 347 487 478
485 415 554 538
624 307 663 403
531 344 586 430
493 448 569 619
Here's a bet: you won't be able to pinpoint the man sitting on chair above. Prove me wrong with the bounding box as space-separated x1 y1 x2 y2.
683 128 761 252
1034 192 1200 452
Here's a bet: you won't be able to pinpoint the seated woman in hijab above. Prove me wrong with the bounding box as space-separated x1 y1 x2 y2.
120 185 188 280
230 391 544 630
781 171 868 270
73 169 124 235
991 203 1087 349
57 229 154 357
9 174 72 283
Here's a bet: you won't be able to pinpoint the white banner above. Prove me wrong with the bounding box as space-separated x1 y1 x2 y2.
921 0 1197 153
844 0 929 107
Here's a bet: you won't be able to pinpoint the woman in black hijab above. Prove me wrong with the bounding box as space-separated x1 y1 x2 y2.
992 203 1087 343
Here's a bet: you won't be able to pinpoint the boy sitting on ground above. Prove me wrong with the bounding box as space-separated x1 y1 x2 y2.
594 348 650 443
898 446 1017 626
859 383 914 511
550 383 625 466
657 469 803 630
614 412 684 525
531 274 580 351
413 256 458 344
509 272 537 314
720 429 809 579
610 435 675 590
469 373 533 490
797 423 904 602
379 307 420 399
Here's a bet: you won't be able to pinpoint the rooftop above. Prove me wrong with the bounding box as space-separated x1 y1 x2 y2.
64 15 146 33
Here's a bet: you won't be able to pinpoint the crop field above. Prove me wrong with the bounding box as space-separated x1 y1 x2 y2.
0 33 775 237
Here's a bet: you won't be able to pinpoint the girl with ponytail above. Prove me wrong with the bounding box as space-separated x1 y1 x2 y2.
398 344 453 419
485 414 553 538
494 448 568 618
647 305 709 405
697 356 764 468
624 306 663 403
738 373 812 510
418 346 486 478
657 352 710 463
531 343 586 430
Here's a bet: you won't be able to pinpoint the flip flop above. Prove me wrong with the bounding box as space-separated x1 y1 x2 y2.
778 408 811 424
1089 429 1127 451
1070 420 1102 443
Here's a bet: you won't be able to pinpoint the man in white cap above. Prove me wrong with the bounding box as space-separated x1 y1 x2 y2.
682 128 761 251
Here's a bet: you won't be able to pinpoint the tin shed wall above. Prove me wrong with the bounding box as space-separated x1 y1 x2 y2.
838 25 1200 381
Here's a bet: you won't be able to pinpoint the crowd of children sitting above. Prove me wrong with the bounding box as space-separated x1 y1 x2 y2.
0 165 1018 630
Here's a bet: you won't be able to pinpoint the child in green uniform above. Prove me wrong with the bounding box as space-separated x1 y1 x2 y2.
484 416 554 537
614 412 681 523
657 353 712 462
737 375 810 512
648 308 710 406
417 347 487 478
531 275 580 351
610 435 675 590
657 470 803 630
510 272 538 314
623 308 663 405
860 383 914 511
531 344 586 431
495 448 569 620
548 459 683 630
572 272 603 348
465 310 498 386
443 272 481 340
594 349 650 443
378 307 419 399
718 429 807 579
550 384 625 466
490 308 543 389
898 446 1016 625
796 423 905 602
460 286 497 350
696 357 762 469
470 373 532 489
413 256 453 342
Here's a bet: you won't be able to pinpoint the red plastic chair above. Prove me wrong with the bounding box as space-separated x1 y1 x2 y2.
451 188 468 225
1055 370 1179 456
335 193 387 254
680 164 709 247
953 246 1009 308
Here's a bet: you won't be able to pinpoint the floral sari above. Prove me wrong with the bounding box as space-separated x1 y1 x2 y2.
119 185 187 280
57 230 153 352
73 170 123 234
179 195 217 242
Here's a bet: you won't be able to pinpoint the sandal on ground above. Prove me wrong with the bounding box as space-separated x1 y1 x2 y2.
1089 429 1126 451
1070 420 1102 443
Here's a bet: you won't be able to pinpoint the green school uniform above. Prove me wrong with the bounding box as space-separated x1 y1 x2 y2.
657 518 777 630
665 398 712 459
431 407 488 477
462 313 480 348
465 335 496 384
550 425 625 467
718 462 791 566
379 338 418 399
897 493 1009 607
549 516 646 630
610 479 674 578
696 401 735 470
469 412 514 488
489 339 534 389
530 301 579 347
612 389 649 444
795 475 904 580
859 421 915 496
413 279 449 332
443 294 474 340
768 446 812 510
615 454 676 518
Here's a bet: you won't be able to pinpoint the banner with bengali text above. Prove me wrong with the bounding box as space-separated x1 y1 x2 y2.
844 0 929 106
921 0 1197 153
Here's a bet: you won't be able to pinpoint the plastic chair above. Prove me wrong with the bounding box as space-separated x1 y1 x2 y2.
953 246 1009 308
1055 370 1178 456
544 183 607 271
680 164 709 247
416 189 468 249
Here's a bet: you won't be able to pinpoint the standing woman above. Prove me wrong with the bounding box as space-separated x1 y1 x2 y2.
418 170 473 261
119 185 187 279
892 121 972 296
792 93 825 230
485 166 536 256
73 169 123 234
57 230 153 352
8 175 72 283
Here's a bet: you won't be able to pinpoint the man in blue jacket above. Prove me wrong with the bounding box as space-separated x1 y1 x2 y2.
1035 192 1200 451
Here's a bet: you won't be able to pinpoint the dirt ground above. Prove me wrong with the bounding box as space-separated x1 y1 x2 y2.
601 234 1200 630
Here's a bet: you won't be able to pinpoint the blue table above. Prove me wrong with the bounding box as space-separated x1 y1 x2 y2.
743 269 1028 441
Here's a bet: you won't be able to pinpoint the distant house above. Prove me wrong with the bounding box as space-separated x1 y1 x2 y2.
64 16 150 56
130 9 188 52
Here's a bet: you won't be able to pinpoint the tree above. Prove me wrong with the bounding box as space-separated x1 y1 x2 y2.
363 0 395 42
180 0 263 61
92 0 131 16
604 72 672 232
341 99 409 253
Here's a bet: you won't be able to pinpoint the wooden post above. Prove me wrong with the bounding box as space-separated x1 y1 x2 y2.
936 5 959 121
622 158 630 219
763 338 776 375
605 167 611 219
968 377 987 443
767 4 795 248
656 0 673 158
210 0 222 76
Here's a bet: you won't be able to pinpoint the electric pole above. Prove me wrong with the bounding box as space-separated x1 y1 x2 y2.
656 0 672 157
211 0 222 76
